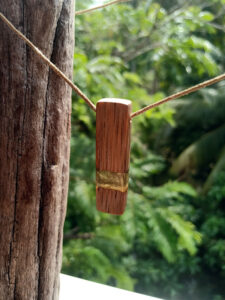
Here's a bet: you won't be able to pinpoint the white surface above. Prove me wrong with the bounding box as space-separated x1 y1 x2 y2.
60 274 162 300
98 98 131 105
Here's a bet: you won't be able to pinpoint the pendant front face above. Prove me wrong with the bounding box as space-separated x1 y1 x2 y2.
96 98 132 215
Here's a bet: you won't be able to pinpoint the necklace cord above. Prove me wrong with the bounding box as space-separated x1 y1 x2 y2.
131 73 225 118
75 0 131 15
0 12 96 112
0 11 225 118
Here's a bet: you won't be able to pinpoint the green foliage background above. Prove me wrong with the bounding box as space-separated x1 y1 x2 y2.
62 1 225 299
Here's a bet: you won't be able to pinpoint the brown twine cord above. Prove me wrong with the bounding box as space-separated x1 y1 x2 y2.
0 12 96 112
1 12 225 118
130 73 225 118
75 0 131 16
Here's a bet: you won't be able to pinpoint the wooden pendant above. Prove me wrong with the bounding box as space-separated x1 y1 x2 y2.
96 98 132 215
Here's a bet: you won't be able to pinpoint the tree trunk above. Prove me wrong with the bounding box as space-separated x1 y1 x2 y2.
0 0 74 299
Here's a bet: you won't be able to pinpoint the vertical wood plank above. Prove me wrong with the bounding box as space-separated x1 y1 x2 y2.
0 1 74 299
96 98 132 215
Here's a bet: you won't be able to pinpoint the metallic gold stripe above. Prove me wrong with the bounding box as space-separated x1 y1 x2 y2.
96 170 129 193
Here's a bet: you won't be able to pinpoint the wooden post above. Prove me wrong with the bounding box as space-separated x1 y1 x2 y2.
0 1 74 299
96 99 132 215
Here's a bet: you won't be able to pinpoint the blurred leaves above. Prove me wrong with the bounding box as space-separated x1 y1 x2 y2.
63 0 225 299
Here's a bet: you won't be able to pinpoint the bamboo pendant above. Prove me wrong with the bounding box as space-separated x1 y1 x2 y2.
96 98 132 215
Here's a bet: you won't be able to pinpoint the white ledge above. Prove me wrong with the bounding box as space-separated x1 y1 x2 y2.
60 274 163 300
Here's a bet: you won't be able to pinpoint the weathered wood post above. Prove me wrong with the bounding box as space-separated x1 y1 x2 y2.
0 0 74 299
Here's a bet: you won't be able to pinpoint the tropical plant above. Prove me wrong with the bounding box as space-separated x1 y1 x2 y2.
63 0 225 299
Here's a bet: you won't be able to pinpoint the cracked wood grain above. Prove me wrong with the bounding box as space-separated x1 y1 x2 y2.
0 0 74 299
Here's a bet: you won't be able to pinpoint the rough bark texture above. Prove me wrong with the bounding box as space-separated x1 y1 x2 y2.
0 0 74 299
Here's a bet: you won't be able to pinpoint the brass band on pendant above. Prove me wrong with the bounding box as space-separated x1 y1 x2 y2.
96 170 129 193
